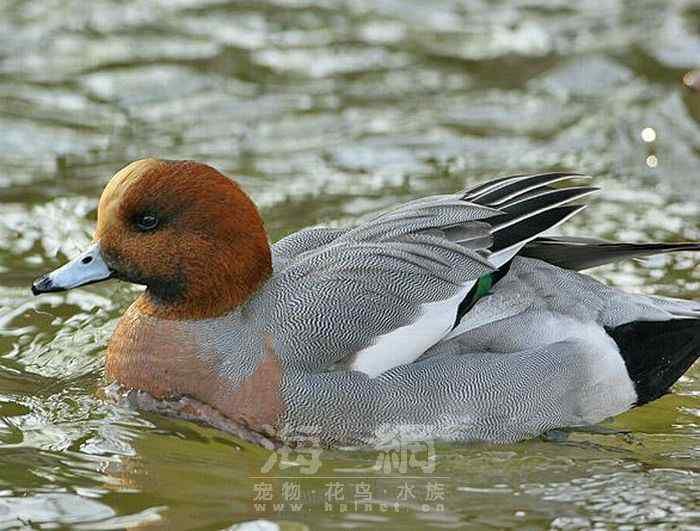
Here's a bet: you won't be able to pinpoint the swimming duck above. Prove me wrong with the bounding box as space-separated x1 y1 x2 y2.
32 159 700 446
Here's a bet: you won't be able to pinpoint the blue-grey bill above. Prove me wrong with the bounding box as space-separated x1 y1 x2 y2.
32 241 113 295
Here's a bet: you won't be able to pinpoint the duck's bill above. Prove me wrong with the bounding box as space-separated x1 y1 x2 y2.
31 241 114 295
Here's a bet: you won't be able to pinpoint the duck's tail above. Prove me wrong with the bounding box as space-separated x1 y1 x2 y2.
607 319 700 405
521 237 700 271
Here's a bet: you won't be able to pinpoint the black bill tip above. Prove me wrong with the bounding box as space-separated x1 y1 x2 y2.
31 275 65 296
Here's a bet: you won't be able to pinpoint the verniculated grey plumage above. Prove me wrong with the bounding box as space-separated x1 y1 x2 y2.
268 174 597 379
260 172 700 445
237 173 700 444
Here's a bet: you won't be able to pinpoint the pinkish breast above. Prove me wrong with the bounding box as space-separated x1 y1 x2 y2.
106 296 284 437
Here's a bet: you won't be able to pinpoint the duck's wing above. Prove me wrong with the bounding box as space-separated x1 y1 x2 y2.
272 227 347 270
269 173 594 377
428 255 700 413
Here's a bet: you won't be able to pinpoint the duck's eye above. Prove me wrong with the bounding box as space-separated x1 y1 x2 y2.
135 213 159 231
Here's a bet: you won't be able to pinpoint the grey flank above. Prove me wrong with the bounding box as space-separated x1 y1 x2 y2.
202 173 700 446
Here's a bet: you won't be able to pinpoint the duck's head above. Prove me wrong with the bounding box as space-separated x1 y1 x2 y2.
32 159 272 319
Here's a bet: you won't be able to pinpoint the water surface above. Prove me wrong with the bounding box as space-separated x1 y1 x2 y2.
1 0 699 528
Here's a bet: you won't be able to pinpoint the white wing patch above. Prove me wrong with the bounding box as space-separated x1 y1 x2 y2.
349 284 475 378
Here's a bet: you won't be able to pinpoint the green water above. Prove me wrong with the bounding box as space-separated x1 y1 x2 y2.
1 0 700 529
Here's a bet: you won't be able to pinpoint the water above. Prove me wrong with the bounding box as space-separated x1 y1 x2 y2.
1 0 699 528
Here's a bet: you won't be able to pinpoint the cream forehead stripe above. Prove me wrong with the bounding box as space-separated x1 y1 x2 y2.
97 159 164 232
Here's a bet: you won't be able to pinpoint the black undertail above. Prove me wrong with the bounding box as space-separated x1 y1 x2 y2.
607 319 700 405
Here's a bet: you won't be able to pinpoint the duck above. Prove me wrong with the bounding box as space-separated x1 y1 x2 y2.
31 159 700 447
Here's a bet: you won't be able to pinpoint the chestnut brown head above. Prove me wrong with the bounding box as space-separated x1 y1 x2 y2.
33 159 272 319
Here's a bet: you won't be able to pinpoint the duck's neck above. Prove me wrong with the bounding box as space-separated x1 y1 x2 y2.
136 245 273 320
